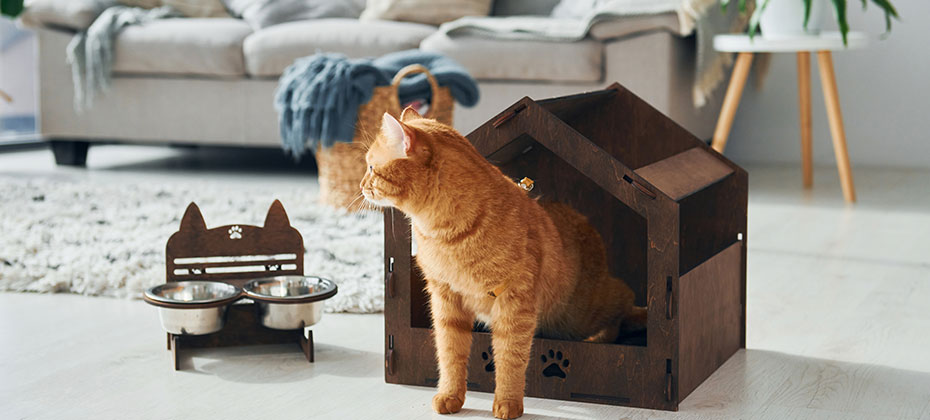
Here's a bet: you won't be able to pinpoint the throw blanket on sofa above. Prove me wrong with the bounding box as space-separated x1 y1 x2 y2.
274 50 479 158
66 5 180 110
439 0 748 107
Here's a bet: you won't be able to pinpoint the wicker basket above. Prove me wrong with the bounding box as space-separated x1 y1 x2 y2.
316 64 454 211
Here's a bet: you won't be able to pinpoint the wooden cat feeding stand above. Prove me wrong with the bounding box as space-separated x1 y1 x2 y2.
163 200 314 370
382 84 747 411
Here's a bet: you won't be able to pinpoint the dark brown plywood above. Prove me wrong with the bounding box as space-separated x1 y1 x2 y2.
636 147 735 201
166 200 304 287
678 242 744 399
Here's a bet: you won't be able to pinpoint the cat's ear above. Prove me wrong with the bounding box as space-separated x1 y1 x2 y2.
179 202 206 232
381 112 405 144
400 105 421 122
381 112 416 156
263 199 291 229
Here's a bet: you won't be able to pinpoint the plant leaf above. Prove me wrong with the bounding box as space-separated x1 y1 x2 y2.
721 0 749 15
803 0 812 28
832 0 850 46
1 0 26 18
870 0 899 33
748 0 770 40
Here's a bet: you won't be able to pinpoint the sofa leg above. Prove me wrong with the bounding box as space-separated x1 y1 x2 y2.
50 140 89 167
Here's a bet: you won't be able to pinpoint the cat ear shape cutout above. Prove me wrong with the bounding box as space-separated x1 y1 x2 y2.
179 202 207 232
400 105 421 122
381 112 415 156
263 199 291 229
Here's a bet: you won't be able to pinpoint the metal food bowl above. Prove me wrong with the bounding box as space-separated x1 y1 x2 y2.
243 276 338 330
143 281 242 335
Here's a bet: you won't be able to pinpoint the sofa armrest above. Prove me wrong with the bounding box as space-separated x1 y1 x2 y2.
20 0 115 31
589 13 683 41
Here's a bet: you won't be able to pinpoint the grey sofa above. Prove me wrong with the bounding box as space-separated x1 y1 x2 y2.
24 0 721 166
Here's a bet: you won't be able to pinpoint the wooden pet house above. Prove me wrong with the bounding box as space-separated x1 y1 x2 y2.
382 84 747 410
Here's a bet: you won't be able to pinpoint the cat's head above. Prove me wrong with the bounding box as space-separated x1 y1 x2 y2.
361 106 472 213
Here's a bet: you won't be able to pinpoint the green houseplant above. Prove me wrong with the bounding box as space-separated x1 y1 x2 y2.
1 0 25 18
722 0 900 44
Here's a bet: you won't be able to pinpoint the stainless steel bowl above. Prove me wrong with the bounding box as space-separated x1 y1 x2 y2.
143 281 242 335
243 276 338 330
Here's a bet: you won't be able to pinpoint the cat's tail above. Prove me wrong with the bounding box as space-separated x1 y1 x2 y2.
620 306 648 332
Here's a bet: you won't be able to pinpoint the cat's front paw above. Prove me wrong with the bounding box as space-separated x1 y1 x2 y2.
431 393 464 414
492 398 523 419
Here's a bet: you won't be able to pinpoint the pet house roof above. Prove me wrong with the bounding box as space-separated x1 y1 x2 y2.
467 83 740 211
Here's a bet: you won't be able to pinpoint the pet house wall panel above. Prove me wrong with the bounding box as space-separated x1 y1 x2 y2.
383 84 747 411
678 241 743 399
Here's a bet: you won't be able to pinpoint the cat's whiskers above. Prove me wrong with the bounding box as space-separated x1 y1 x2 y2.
346 192 367 214
345 191 385 223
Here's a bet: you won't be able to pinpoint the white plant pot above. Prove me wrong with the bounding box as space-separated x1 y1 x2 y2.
760 0 830 39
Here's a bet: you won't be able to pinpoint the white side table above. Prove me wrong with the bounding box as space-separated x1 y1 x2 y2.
712 32 868 203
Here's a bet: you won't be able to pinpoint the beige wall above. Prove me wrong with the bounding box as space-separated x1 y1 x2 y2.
724 0 928 169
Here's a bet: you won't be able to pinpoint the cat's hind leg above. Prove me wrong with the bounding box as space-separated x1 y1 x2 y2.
621 306 648 332
585 323 623 343
427 280 475 414
587 304 648 342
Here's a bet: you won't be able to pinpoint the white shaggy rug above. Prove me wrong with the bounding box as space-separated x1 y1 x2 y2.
0 174 385 313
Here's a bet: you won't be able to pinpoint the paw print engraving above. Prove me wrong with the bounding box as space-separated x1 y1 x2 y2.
228 225 242 239
481 346 495 372
541 349 569 379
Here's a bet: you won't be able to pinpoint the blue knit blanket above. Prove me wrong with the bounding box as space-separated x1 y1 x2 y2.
274 50 479 158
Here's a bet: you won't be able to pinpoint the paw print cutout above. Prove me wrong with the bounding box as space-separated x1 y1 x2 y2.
541 349 569 379
481 346 495 372
228 225 242 239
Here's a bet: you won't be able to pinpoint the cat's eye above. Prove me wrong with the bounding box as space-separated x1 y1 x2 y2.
368 165 373 171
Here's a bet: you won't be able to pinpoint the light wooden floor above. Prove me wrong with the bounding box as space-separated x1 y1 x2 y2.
1 146 929 420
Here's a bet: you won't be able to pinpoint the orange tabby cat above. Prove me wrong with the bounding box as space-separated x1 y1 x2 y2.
361 107 643 419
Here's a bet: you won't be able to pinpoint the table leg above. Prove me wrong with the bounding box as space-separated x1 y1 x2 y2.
797 52 813 188
711 52 754 153
816 51 857 203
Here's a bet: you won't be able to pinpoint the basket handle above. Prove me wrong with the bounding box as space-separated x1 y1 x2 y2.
391 64 441 103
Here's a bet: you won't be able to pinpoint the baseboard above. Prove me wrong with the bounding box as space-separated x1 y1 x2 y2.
0 134 45 152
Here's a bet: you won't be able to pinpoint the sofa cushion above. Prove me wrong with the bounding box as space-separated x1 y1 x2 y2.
160 0 230 17
491 0 559 16
243 19 436 77
360 0 492 26
549 0 595 19
419 32 602 83
118 0 230 17
221 0 366 30
112 18 253 77
118 0 161 8
588 13 682 40
21 0 116 31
